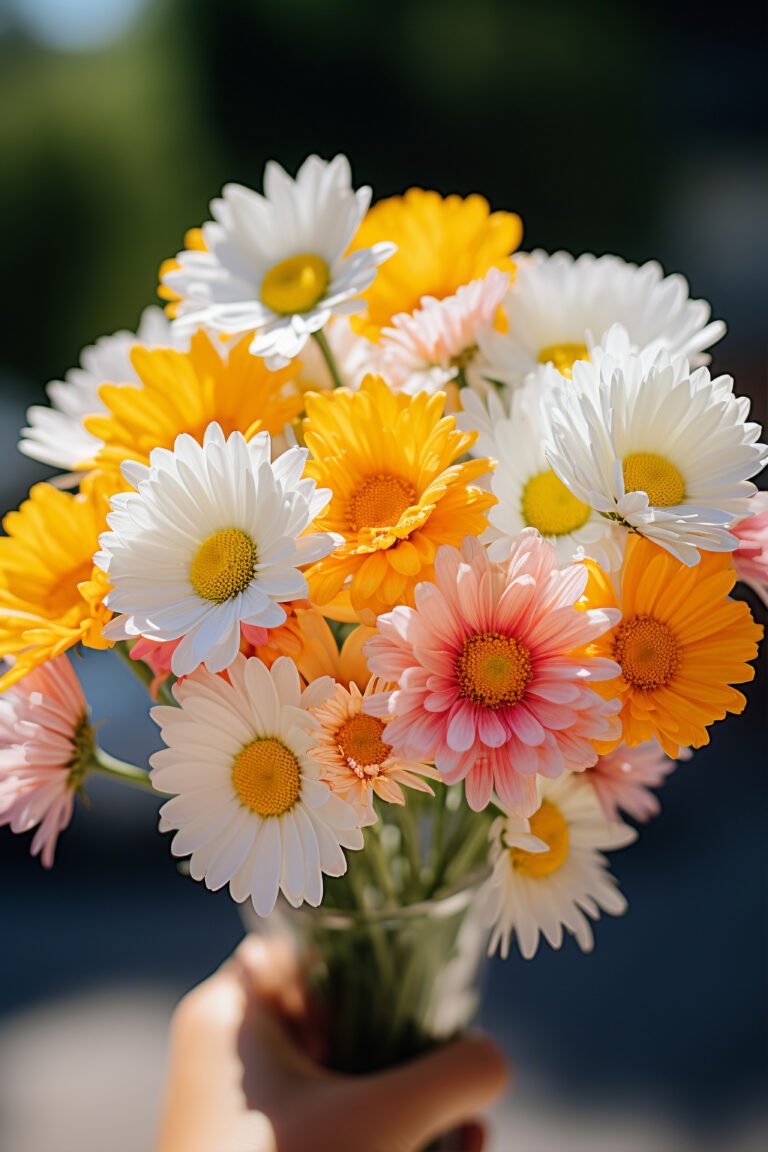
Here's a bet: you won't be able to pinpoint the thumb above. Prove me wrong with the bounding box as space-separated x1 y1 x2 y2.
351 1033 509 1152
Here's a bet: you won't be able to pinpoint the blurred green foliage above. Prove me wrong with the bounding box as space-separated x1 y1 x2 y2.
0 0 764 393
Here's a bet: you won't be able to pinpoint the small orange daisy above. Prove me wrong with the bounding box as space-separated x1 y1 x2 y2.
311 676 440 818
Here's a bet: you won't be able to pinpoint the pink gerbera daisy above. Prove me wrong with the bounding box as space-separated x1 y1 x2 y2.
377 268 510 394
732 492 768 606
364 531 622 816
0 654 91 866
586 740 681 824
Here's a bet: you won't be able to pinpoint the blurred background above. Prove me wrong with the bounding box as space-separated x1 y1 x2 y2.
0 1 766 1149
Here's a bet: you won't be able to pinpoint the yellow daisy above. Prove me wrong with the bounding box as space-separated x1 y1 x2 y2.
0 478 113 691
81 329 302 475
581 537 763 757
302 375 495 620
349 188 522 339
311 676 440 817
157 226 205 319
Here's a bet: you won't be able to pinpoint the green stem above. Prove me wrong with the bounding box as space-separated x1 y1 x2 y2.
365 821 397 909
441 810 493 891
312 329 345 389
427 784 450 895
90 747 155 792
396 802 423 896
113 641 155 693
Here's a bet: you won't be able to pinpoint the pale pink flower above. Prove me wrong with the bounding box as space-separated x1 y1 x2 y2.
586 740 681 823
377 268 510 394
364 531 622 816
130 637 180 697
732 491 768 606
0 655 90 867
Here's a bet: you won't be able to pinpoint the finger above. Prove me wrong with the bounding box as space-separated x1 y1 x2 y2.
458 1120 486 1152
232 936 328 1065
349 1033 509 1151
232 935 308 1021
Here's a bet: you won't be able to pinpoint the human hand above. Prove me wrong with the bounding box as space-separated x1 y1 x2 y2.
154 936 509 1152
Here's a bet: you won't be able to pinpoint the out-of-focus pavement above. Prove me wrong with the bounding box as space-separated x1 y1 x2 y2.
1 984 766 1151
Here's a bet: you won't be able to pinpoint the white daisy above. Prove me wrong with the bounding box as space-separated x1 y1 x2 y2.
375 268 510 395
96 423 335 676
544 328 768 566
19 307 186 474
163 154 396 370
150 654 364 915
474 250 726 391
485 773 636 960
458 382 621 568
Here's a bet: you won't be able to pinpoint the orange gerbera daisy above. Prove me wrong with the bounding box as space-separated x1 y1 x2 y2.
349 189 522 339
82 329 302 475
581 537 763 757
301 375 495 620
0 478 112 691
312 676 440 818
157 226 205 318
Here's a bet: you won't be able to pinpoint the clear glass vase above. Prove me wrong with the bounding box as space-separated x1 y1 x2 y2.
242 867 491 1076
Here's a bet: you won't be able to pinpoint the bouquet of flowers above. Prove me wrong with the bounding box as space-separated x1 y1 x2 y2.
3 154 766 1074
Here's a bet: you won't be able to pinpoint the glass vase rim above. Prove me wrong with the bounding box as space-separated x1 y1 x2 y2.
276 865 492 931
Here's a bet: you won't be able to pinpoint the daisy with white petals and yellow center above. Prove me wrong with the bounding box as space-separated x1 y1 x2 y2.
475 250 725 392
161 154 395 369
95 423 334 676
150 655 364 914
485 773 636 960
459 382 620 568
545 328 767 565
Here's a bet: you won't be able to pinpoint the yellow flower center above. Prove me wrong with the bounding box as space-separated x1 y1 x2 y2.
622 452 685 507
349 474 417 531
260 253 330 315
231 737 301 816
337 713 392 778
510 800 570 878
521 469 592 537
190 528 257 603
613 614 680 690
537 342 589 378
457 631 533 710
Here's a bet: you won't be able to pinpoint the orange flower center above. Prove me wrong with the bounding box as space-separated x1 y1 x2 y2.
337 713 392 778
457 631 533 710
537 341 589 378
349 474 417 531
613 614 680 690
510 800 570 878
231 738 301 816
